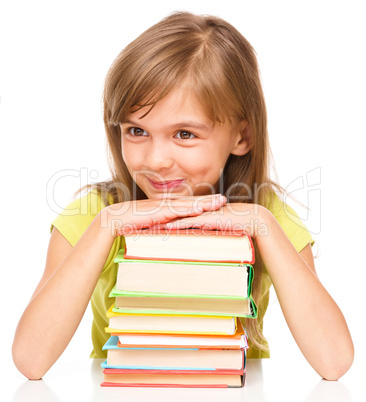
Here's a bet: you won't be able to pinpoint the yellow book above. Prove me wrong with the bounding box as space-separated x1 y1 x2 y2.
105 305 237 336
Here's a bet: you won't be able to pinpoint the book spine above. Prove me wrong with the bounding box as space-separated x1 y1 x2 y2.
101 382 230 388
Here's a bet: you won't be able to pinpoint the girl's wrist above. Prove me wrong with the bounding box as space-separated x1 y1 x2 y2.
228 203 274 238
98 205 125 241
256 206 278 238
252 204 276 238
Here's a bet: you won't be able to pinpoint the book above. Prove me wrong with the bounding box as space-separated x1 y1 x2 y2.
105 305 237 335
113 255 254 298
110 295 256 318
101 368 245 388
120 228 255 263
112 316 246 345
101 228 255 388
111 254 258 319
101 336 246 371
115 326 248 349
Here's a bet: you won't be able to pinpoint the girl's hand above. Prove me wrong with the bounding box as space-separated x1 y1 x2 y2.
101 194 227 237
164 203 267 238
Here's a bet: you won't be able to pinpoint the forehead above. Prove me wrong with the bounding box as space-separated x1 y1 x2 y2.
128 85 215 127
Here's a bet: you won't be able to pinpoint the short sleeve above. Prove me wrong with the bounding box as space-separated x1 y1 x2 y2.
51 190 105 247
268 193 314 253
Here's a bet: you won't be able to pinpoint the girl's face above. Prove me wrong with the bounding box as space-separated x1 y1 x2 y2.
120 87 249 200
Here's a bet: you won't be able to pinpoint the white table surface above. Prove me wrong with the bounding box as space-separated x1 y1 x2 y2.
4 284 364 402
4 347 364 402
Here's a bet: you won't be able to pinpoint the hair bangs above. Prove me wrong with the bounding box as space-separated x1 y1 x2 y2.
105 32 211 125
187 56 244 126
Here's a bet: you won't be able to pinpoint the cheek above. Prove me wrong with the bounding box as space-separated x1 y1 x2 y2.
193 147 230 171
122 141 140 170
202 152 231 186
182 149 229 183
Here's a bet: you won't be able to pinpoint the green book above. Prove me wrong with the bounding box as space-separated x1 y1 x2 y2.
109 292 257 319
110 253 257 318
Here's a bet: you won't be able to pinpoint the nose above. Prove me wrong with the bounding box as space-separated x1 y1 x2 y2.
144 138 174 172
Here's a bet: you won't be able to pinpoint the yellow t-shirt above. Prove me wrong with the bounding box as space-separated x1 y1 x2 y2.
51 190 313 359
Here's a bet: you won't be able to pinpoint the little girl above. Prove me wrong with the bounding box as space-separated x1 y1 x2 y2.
12 11 353 381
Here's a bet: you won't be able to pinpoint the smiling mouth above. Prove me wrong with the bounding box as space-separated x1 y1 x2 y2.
147 178 184 190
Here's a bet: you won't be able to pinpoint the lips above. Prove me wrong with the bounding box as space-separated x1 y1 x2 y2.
147 177 184 190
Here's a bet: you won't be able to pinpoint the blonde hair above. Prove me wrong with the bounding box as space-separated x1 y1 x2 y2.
93 11 281 352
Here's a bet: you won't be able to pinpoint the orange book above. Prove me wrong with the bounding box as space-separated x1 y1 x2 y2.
101 368 245 388
113 319 247 349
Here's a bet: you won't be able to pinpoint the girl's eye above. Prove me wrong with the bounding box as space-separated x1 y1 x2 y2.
129 127 148 136
175 130 196 140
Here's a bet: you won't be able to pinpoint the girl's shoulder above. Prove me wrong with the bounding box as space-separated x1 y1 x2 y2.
50 189 106 247
266 192 314 253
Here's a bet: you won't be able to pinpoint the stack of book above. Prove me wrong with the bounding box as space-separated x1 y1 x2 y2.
101 228 257 388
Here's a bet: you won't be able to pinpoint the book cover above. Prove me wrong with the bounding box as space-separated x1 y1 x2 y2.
105 304 237 335
110 295 257 318
101 336 246 371
113 256 254 298
110 256 258 318
120 228 255 264
116 333 248 350
101 368 246 388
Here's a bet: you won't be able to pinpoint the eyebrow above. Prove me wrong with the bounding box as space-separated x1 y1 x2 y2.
120 119 212 131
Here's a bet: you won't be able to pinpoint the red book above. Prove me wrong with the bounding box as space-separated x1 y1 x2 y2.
118 228 255 264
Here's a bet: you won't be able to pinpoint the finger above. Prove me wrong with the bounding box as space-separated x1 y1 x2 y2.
196 195 226 211
162 204 204 215
116 209 206 235
169 194 226 211
165 216 214 230
167 194 223 201
143 205 205 226
133 200 203 214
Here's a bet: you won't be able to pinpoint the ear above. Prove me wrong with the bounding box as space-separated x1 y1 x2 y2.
231 120 252 156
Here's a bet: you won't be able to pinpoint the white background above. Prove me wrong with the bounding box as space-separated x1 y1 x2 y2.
1 1 365 400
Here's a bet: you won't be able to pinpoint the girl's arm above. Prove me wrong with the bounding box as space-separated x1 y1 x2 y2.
12 195 225 380
12 212 115 380
256 207 354 380
166 204 354 380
